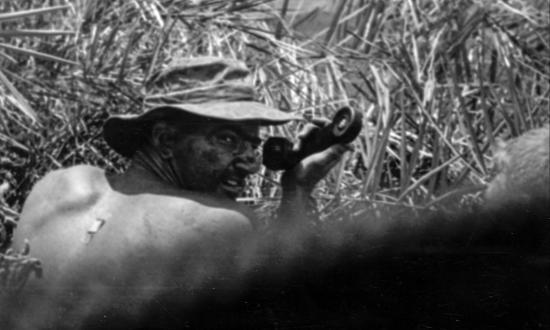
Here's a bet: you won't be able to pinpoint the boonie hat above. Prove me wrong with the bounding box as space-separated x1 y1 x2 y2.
103 57 301 157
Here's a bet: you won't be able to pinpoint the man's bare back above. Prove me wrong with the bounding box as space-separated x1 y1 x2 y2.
9 165 252 328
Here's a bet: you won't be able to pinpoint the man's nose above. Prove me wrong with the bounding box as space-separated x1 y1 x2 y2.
235 143 262 173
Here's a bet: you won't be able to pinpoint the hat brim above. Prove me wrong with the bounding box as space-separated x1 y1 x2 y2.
103 101 301 158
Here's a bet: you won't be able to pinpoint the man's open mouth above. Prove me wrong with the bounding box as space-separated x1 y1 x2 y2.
220 176 246 196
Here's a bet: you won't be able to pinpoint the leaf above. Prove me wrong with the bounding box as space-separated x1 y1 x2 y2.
0 29 76 38
0 42 78 66
0 5 71 23
0 69 37 122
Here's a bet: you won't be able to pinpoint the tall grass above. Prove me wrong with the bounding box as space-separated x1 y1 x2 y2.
0 0 548 231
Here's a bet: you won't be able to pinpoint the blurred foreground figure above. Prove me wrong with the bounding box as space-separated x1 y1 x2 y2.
2 57 349 329
485 125 549 208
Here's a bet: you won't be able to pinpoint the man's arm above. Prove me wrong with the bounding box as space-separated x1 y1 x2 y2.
277 144 351 227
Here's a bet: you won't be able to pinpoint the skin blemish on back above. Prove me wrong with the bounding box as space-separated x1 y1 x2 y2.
84 218 106 244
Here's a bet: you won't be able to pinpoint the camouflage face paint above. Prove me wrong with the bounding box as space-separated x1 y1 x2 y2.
171 121 261 198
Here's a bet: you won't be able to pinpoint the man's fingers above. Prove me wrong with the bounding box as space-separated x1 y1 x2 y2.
300 144 350 179
297 123 320 139
307 144 350 167
311 117 330 128
284 143 353 191
295 124 320 151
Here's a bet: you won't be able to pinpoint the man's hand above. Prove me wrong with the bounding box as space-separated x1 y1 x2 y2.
275 121 352 227
281 121 353 193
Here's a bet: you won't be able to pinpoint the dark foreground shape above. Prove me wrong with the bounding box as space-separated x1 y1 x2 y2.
71 199 549 330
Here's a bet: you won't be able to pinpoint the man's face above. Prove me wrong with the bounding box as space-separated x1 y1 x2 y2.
172 120 263 198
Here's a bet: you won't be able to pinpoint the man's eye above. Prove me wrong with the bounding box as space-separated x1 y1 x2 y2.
216 133 238 146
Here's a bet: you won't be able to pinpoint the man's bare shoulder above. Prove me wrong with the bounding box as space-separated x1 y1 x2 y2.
16 165 108 238
24 165 107 205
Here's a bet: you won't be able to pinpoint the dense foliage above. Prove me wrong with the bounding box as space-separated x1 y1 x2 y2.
0 0 548 228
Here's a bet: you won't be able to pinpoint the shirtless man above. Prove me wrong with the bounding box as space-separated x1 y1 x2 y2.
4 57 349 328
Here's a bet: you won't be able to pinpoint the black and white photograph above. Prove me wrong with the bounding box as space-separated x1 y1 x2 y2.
0 0 548 329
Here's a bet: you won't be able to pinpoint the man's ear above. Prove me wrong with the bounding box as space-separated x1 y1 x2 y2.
150 121 177 159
